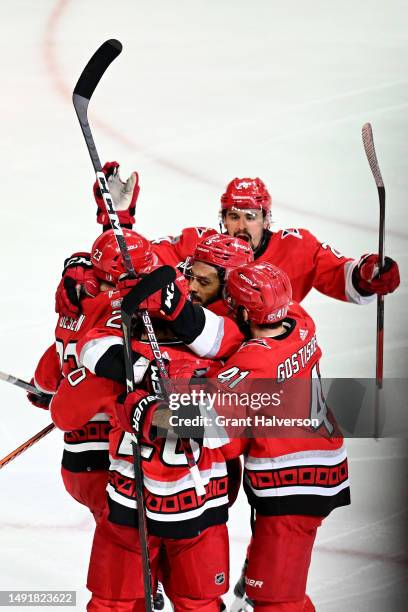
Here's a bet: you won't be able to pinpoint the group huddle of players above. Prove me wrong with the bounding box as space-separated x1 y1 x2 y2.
28 162 400 612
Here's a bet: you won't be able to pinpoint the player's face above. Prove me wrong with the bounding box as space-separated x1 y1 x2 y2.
188 261 221 306
223 209 267 250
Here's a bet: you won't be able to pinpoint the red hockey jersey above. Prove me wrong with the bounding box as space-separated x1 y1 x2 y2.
76 290 243 373
150 226 217 268
51 339 233 539
152 226 372 304
34 291 122 473
211 302 350 518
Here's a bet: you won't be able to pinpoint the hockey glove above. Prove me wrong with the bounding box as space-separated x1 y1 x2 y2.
166 358 210 440
93 161 139 228
114 389 166 438
353 254 400 296
145 356 210 404
117 267 188 321
55 252 100 317
27 379 53 410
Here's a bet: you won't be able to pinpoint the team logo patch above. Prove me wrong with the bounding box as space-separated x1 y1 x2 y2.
281 228 302 240
215 572 225 585
299 328 308 341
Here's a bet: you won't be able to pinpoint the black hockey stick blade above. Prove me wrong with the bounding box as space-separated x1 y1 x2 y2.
73 39 122 101
121 266 177 317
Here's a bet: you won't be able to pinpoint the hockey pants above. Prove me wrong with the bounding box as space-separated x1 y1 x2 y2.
245 514 322 611
86 509 229 611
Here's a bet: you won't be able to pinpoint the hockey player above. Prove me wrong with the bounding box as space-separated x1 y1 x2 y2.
147 174 400 304
186 234 253 310
89 259 350 611
212 261 349 611
100 260 351 611
50 299 233 612
57 162 399 316
28 229 155 521
75 235 253 379
218 177 399 302
128 262 350 611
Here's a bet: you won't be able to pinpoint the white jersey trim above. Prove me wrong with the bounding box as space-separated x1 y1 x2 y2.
143 464 227 495
89 412 110 422
109 457 227 496
244 445 347 471
188 309 225 358
146 495 229 522
246 479 350 498
107 484 228 522
344 260 375 305
64 441 109 453
79 337 123 373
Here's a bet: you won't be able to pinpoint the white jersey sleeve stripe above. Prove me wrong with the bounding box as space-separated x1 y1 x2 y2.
79 337 123 373
187 308 225 358
344 260 375 305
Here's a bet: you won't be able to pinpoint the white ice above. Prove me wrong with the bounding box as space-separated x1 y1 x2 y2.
0 1 407 610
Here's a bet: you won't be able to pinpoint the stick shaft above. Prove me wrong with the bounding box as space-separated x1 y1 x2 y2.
0 424 55 470
73 41 154 611
0 371 40 394
362 124 386 391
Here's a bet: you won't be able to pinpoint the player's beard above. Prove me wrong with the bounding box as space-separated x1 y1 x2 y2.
190 292 203 304
234 230 254 249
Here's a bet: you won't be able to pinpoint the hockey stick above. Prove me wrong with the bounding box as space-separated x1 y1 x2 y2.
73 40 205 494
73 39 154 612
0 424 55 470
0 371 40 394
362 122 385 387
121 268 206 493
0 373 56 469
73 41 203 612
362 122 385 438
120 268 176 612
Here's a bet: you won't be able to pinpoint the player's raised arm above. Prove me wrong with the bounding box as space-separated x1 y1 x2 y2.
305 230 399 303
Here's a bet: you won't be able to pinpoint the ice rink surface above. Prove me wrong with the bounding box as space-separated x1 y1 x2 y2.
0 1 407 610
